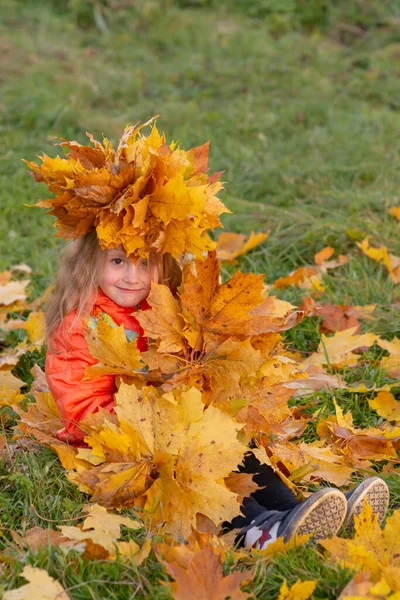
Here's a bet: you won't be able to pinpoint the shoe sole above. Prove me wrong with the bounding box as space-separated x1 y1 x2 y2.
284 489 347 541
343 477 390 531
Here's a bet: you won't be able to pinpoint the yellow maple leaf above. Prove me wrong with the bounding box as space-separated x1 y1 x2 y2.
357 237 400 283
72 384 246 538
321 503 400 583
60 503 143 560
0 370 24 407
377 337 400 378
22 310 45 346
267 439 354 486
3 565 70 600
216 230 269 262
302 327 380 370
368 391 400 424
85 313 144 377
277 578 317 600
0 280 30 306
135 282 186 353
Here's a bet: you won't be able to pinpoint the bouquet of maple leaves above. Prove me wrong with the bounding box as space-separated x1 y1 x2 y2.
76 252 306 535
15 251 306 539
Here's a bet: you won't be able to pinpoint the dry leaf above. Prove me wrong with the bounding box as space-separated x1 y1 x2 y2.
321 503 400 588
357 238 400 283
314 246 334 265
317 401 400 463
389 206 400 221
302 327 380 371
277 578 317 600
60 503 143 560
0 370 25 407
368 391 400 424
0 280 30 306
3 566 70 600
216 230 269 262
70 384 246 538
156 534 254 600
85 313 144 377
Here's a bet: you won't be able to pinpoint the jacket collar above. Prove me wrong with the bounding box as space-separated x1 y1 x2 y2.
95 289 150 320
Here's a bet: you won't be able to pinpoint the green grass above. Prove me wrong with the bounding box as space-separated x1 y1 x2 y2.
1 1 400 597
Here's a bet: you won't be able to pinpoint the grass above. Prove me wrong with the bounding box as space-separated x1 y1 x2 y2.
1 1 400 597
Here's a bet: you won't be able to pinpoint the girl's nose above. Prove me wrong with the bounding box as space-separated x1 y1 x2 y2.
123 262 141 283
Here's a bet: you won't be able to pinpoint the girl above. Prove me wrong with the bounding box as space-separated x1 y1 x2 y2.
45 229 181 446
45 231 390 550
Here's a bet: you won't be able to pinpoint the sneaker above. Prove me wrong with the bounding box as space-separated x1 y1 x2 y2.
243 488 347 550
342 477 389 531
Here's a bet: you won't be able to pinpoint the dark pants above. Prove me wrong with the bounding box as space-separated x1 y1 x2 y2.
226 452 301 531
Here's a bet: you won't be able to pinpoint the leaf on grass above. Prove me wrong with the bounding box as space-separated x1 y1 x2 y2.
10 526 77 553
60 503 144 560
302 327 380 370
0 370 25 407
389 206 400 221
156 534 254 600
3 565 70 600
274 266 323 291
378 337 400 378
321 503 400 584
277 578 317 600
250 533 311 560
314 246 335 265
23 310 45 346
357 237 400 283
0 280 30 306
216 230 269 262
368 391 400 424
266 439 354 486
317 401 400 463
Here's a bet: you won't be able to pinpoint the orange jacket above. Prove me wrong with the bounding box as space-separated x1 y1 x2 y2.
45 290 149 446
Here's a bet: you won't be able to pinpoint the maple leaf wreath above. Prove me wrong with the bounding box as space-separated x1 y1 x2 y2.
24 116 229 258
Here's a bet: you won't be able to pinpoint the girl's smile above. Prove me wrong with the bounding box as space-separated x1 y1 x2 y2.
99 248 158 307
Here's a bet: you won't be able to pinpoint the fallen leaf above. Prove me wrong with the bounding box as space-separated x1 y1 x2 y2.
3 565 70 600
314 246 334 265
0 370 25 407
302 327 380 370
389 206 400 221
216 230 269 262
0 280 30 306
277 578 317 600
357 237 400 283
321 503 400 584
368 391 400 424
156 539 253 600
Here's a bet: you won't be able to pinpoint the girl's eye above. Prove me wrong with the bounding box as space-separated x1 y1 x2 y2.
139 260 148 269
112 258 123 265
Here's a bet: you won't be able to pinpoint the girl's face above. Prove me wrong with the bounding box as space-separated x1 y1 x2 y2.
99 248 159 307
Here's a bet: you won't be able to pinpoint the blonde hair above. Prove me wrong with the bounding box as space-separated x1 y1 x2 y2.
45 230 182 346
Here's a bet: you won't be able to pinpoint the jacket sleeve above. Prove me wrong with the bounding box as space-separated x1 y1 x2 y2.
45 314 116 444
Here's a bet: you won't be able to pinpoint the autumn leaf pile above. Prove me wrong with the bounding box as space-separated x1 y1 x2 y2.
24 117 228 258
